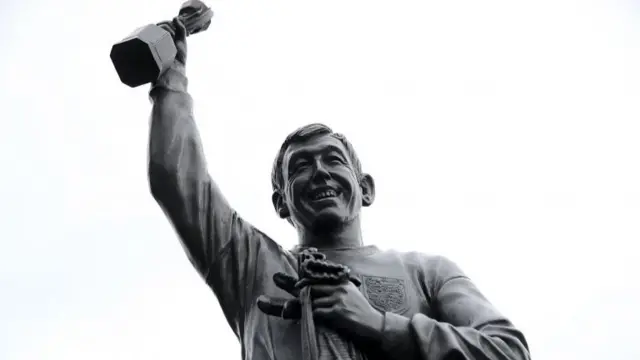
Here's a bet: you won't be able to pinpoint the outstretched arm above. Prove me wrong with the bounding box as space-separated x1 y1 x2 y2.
379 256 531 360
147 19 264 337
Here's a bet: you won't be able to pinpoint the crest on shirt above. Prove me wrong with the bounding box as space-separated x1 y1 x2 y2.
361 275 409 313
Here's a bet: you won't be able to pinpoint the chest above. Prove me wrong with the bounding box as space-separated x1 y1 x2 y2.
252 252 434 321
243 251 434 360
340 256 431 318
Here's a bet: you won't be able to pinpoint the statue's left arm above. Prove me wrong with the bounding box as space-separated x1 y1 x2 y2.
378 256 531 360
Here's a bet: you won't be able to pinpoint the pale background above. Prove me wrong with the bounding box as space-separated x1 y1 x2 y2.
1 0 639 359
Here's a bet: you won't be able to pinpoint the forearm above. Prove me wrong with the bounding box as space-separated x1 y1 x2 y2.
380 312 530 360
148 66 208 185
372 255 531 360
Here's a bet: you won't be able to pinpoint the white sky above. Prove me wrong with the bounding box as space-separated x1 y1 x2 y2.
1 0 639 359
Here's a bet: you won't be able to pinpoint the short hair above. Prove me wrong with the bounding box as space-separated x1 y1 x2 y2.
271 123 363 194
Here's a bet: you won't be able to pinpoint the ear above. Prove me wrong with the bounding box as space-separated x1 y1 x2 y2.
272 190 290 219
359 174 375 207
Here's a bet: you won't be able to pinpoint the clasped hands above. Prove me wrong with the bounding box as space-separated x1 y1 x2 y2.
257 255 384 345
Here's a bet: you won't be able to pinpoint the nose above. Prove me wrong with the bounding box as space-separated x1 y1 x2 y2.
310 159 331 182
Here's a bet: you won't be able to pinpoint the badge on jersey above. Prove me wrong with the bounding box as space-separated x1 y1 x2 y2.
361 275 409 314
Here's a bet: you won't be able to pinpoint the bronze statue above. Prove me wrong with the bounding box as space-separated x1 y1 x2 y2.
143 13 531 360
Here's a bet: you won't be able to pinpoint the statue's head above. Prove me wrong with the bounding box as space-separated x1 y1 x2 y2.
271 123 375 234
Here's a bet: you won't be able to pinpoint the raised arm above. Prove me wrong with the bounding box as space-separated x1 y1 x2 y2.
147 19 263 336
148 67 232 279
379 256 531 360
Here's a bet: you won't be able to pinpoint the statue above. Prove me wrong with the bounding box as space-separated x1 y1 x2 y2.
139 11 532 360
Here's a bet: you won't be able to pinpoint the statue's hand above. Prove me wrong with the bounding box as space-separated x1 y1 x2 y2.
308 280 384 345
258 251 362 320
257 272 381 345
156 18 188 68
257 273 302 320
256 271 361 320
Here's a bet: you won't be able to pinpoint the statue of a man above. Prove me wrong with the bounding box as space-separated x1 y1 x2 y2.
148 18 531 360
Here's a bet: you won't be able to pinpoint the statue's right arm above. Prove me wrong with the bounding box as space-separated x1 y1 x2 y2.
147 67 262 333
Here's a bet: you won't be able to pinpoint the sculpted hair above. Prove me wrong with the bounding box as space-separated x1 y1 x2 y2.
271 123 363 194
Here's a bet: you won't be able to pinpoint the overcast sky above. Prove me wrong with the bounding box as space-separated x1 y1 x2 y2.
1 0 639 359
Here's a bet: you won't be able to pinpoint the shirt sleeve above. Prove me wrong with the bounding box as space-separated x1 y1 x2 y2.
379 256 531 360
148 67 266 338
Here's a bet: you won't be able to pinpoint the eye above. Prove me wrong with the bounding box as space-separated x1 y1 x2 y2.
328 156 344 165
292 161 310 173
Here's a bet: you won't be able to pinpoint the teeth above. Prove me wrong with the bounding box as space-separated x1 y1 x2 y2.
312 190 337 200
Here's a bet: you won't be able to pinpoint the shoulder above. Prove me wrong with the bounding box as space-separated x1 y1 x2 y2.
380 249 462 273
380 250 468 289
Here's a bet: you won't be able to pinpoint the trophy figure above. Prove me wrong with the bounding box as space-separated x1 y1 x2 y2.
110 0 213 88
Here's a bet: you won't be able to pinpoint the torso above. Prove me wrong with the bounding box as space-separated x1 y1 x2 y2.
242 245 436 360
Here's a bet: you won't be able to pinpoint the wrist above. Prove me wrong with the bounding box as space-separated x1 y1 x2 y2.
152 65 188 94
363 310 385 344
380 312 417 358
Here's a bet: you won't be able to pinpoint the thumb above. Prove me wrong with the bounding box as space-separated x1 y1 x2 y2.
257 295 301 320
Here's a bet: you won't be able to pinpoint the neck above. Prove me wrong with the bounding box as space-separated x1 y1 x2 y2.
297 216 364 250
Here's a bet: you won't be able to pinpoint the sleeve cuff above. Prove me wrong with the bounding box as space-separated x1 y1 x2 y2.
381 312 417 358
150 67 189 97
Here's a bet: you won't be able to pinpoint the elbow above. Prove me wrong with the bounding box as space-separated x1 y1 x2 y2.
476 319 530 360
148 159 177 203
509 341 531 360
505 327 531 360
492 334 531 360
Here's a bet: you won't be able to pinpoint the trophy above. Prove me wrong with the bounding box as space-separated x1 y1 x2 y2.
110 0 213 87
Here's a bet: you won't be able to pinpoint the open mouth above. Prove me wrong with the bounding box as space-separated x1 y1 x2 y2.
308 188 340 201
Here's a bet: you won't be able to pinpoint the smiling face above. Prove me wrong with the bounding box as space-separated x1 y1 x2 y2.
276 134 372 234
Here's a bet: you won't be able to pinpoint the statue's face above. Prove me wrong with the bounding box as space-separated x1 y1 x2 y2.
281 135 363 233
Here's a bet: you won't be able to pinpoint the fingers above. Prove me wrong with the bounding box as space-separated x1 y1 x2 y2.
311 251 327 261
312 296 335 309
172 17 187 41
256 293 335 321
257 295 301 320
156 19 185 41
306 259 344 274
273 273 300 297
171 18 187 64
312 306 335 321
310 284 341 297
156 21 176 38
256 295 281 317
312 302 339 325
256 282 344 321
294 278 314 290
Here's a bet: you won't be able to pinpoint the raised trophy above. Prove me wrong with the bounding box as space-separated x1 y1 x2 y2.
110 0 213 87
